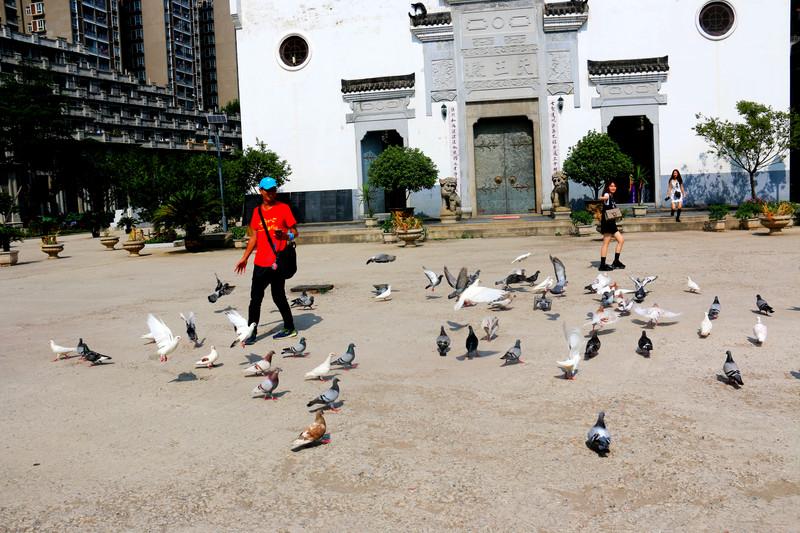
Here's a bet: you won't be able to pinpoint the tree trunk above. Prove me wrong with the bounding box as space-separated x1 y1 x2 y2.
1 238 10 253
749 172 757 201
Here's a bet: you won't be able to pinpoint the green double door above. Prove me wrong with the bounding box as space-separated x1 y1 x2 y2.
474 117 536 215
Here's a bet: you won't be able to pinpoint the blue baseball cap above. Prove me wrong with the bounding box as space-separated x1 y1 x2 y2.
259 176 278 191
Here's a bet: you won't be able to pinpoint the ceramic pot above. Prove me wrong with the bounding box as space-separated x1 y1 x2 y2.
123 239 145 256
100 236 120 250
396 228 424 247
40 243 64 259
759 215 792 234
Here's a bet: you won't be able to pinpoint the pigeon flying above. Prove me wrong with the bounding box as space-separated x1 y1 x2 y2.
281 337 307 357
511 252 531 263
208 273 235 303
306 377 341 412
756 294 774 315
637 331 653 357
444 266 469 300
465 325 479 359
753 316 767 345
422 266 443 291
454 280 508 310
436 326 451 357
179 312 198 343
366 253 395 264
584 330 601 359
723 351 743 386
586 412 611 456
481 315 499 341
331 343 357 368
146 314 181 363
225 310 256 348
500 339 522 365
291 411 328 450
549 255 567 295
556 325 581 379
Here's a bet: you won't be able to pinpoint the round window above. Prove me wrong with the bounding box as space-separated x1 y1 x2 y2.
278 35 310 70
697 1 736 40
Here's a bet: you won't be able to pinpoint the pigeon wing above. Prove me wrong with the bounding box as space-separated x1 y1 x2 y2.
147 314 174 351
455 267 468 290
550 256 566 285
225 310 249 335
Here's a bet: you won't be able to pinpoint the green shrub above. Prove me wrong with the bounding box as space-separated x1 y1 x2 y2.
368 146 438 200
562 130 633 199
734 200 765 220
707 203 730 221
570 209 594 225
230 226 248 240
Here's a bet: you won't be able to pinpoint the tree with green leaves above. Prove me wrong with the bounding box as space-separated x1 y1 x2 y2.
562 131 633 200
694 101 799 201
367 146 438 206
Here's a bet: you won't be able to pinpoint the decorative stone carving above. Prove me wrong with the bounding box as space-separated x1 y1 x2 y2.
550 171 568 209
465 78 539 91
547 83 574 95
431 91 457 101
548 51 571 82
431 59 455 90
439 177 462 223
462 44 536 58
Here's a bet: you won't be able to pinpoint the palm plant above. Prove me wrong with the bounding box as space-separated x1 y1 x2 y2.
151 189 218 241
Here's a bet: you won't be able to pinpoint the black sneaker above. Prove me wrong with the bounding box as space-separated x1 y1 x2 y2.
599 264 614 272
244 330 258 345
612 260 626 269
273 328 297 340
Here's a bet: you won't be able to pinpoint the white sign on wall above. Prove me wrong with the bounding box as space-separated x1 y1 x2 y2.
447 104 460 186
549 99 560 175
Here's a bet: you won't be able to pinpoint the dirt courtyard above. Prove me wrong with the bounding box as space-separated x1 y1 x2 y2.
1 229 798 531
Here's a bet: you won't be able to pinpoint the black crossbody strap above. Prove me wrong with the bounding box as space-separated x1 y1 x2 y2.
257 206 279 257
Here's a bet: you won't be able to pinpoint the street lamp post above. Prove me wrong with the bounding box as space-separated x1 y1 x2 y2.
205 113 228 232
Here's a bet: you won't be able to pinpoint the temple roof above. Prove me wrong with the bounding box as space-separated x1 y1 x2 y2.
341 73 415 94
409 11 451 27
544 0 589 16
587 56 669 76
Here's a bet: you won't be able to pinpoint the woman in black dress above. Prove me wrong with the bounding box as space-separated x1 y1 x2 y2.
598 181 625 272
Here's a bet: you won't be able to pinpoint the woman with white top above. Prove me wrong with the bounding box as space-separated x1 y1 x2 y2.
668 169 686 222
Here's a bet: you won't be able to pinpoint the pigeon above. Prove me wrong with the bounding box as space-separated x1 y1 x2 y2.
304 353 333 380
634 286 647 304
753 316 767 345
208 273 235 303
585 273 611 294
82 348 112 366
140 332 155 343
687 276 701 293
290 291 315 309
556 325 581 379
77 338 90 358
549 255 567 295
629 275 658 292
331 343 357 368
511 252 531 263
466 269 481 287
637 331 653 357
366 253 395 264
488 296 514 310
436 326 451 357
634 304 681 326
49 339 76 361
281 337 307 357
708 296 721 320
500 339 522 365
372 284 389 296
756 294 774 315
533 293 552 311
252 368 282 400
194 346 219 368
422 266 443 291
699 312 712 338
291 411 328 450
225 310 256 348
585 307 619 331
444 266 469 300
723 351 743 386
146 313 181 363
454 280 509 310
524 270 541 285
617 297 635 316
179 312 198 343
531 275 554 294
307 377 341 412
584 330 601 359
374 285 392 301
465 325 479 359
586 412 611 456
481 316 499 341
243 351 275 376
600 291 615 308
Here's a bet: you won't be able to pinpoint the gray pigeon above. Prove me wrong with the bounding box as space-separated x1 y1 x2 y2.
533 293 552 311
586 411 611 456
708 296 721 320
500 339 522 365
281 337 307 357
600 291 614 308
723 350 743 386
77 338 90 357
331 343 356 367
445 266 469 300
366 254 396 264
465 325 479 359
307 377 341 412
630 275 657 303
585 330 601 359
436 326 451 357
756 294 774 315
637 331 653 357
208 273 235 303
422 266 443 291
180 312 198 343
549 256 567 295
291 291 315 309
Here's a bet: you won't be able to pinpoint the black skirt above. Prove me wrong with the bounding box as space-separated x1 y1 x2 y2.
600 217 618 235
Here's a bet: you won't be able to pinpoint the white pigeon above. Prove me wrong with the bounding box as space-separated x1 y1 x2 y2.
454 279 509 310
243 351 274 376
375 285 392 301
753 317 767 345
146 313 181 363
488 295 514 310
194 346 219 368
633 304 681 326
225 310 256 348
584 307 620 331
304 353 333 380
511 252 531 264
617 298 635 315
140 332 155 343
687 276 701 293
588 273 612 294
49 339 76 361
699 312 712 337
556 325 582 380
530 275 554 294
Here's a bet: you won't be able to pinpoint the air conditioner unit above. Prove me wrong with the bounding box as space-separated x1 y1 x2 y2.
31 2 45 15
32 19 46 32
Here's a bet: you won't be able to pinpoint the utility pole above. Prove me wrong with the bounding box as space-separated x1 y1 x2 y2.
205 113 228 232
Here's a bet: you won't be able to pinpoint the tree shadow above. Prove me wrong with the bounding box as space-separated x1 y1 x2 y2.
716 374 741 389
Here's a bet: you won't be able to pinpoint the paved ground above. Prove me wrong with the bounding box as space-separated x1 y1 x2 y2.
1 229 799 531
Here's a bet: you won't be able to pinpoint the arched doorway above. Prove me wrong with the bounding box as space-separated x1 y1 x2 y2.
607 115 655 204
361 130 404 213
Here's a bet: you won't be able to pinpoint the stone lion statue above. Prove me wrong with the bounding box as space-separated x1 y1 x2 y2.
550 171 568 209
439 177 462 219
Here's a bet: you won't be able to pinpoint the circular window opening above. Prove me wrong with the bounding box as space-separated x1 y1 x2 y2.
698 1 736 39
279 35 309 69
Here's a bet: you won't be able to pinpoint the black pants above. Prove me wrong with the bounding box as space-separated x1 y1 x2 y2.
248 265 295 331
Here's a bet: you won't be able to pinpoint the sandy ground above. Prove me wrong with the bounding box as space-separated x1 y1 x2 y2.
0 229 799 532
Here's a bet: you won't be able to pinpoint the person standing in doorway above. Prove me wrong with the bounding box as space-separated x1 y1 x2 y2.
235 177 299 344
668 169 685 222
598 181 625 272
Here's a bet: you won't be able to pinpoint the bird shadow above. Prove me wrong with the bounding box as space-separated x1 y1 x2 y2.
594 328 616 336
456 350 498 361
631 319 654 328
553 372 577 380
310 401 345 413
658 321 680 327
241 353 263 365
746 337 763 346
169 372 198 383
716 374 741 389
585 442 609 457
192 338 206 348
281 352 310 358
425 295 442 300
291 435 331 452
212 305 237 314
789 371 800 380
545 312 561 321
272 390 291 398
196 362 224 368
788 306 800 312
447 320 467 331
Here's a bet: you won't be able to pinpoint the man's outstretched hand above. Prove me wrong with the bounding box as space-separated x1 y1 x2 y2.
235 257 248 274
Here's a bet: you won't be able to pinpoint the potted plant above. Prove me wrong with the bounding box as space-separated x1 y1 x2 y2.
392 212 424 247
570 209 594 236
99 229 120 250
631 165 649 217
562 130 633 211
123 228 146 256
231 225 249 248
704 204 730 232
358 181 378 227
734 199 764 230
758 200 796 234
151 189 218 252
116 215 138 235
367 146 438 213
0 190 23 266
379 217 397 244
31 216 64 258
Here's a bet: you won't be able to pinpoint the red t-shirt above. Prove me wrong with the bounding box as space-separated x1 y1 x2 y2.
249 202 297 267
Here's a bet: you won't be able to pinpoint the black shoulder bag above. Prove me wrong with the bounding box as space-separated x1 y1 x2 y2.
257 206 297 279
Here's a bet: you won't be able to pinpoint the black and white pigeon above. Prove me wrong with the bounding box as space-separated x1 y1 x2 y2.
291 291 315 309
409 2 427 18
708 296 721 320
422 266 443 291
533 293 552 311
372 284 389 296
494 269 527 289
437 326 451 357
179 312 198 343
77 338 90 358
634 286 647 304
307 377 341 412
366 254 395 264
584 330 601 359
630 275 657 303
586 411 611 456
79 340 112 365
637 331 653 357
465 325 479 359
331 343 356 368
756 294 774 315
500 339 522 365
549 255 567 295
444 266 469 300
723 350 743 386
281 337 307 357
208 273 235 303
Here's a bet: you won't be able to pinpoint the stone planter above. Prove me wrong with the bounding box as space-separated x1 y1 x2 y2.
738 218 760 230
233 238 248 249
100 236 120 250
0 249 19 266
759 215 792 234
632 205 647 217
382 232 397 244
396 228 424 247
41 242 64 259
364 217 378 228
703 219 726 232
123 239 146 256
574 224 594 237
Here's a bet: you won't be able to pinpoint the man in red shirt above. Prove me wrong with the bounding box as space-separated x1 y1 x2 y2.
235 176 299 343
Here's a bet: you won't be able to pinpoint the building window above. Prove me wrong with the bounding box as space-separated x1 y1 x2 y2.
31 18 46 32
278 34 311 70
697 1 736 40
